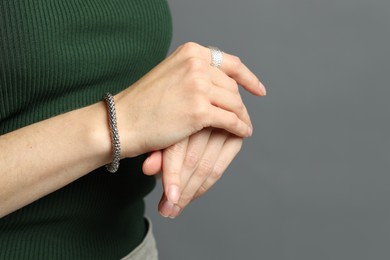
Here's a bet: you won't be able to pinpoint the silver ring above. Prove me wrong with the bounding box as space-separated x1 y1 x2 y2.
208 46 223 68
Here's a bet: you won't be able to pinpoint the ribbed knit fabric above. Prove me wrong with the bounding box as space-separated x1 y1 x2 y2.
0 0 172 259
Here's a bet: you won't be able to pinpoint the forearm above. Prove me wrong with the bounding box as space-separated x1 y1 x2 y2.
0 101 112 217
0 42 262 218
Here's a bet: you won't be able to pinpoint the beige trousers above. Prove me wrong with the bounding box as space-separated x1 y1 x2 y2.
121 218 158 260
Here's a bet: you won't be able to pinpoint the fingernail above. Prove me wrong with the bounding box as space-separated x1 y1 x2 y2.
248 126 253 137
160 211 169 218
159 201 174 218
259 82 267 96
167 185 180 204
169 205 182 219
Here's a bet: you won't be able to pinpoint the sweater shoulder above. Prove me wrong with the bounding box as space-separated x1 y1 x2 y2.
0 0 172 134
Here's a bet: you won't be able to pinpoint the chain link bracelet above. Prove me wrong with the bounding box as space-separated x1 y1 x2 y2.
102 93 121 173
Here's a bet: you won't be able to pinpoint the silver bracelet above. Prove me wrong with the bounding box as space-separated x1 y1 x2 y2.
102 92 121 173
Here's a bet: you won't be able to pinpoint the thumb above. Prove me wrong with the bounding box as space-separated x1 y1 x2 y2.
142 151 163 175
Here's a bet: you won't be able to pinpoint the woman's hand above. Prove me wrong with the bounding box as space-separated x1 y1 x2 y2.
0 42 264 217
114 42 265 158
143 129 243 218
139 42 265 218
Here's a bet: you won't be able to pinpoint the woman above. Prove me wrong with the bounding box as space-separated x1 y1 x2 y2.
0 0 266 259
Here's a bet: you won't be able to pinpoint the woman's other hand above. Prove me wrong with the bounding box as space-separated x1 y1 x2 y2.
143 129 243 218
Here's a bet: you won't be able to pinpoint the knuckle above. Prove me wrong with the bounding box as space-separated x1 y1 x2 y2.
229 56 243 78
180 42 201 57
197 159 214 178
165 141 186 157
198 185 208 196
235 98 245 111
194 185 207 200
179 193 193 206
212 161 226 179
227 113 240 129
191 77 208 92
185 57 207 74
231 55 243 68
191 102 208 123
228 78 240 93
184 150 200 169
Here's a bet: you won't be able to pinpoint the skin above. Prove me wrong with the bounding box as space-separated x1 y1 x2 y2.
143 45 266 219
143 130 245 218
0 42 265 218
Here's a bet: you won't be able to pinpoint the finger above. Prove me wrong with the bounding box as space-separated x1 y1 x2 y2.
158 193 181 219
180 129 212 190
162 138 189 204
162 129 212 219
204 106 252 137
200 45 266 96
221 54 266 96
194 135 243 200
177 130 229 209
210 84 252 127
174 43 265 96
209 68 239 93
208 68 253 128
142 151 163 175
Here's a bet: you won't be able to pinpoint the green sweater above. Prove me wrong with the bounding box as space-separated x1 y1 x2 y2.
0 0 172 259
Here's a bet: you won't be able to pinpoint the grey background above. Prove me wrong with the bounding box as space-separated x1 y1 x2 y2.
146 0 390 259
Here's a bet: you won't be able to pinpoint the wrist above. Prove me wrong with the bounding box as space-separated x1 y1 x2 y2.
114 91 145 158
81 102 113 167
